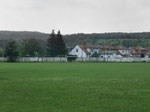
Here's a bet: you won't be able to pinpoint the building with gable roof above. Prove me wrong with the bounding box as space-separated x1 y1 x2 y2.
69 45 100 57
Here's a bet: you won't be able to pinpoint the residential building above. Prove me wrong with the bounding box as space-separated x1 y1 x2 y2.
69 45 100 57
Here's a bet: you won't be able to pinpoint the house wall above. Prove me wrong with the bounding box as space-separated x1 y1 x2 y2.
100 54 122 58
86 48 99 55
69 46 87 57
118 50 131 56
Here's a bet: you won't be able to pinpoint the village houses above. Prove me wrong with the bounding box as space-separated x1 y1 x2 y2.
69 44 150 58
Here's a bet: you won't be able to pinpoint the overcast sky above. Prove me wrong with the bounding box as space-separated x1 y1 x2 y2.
0 0 150 34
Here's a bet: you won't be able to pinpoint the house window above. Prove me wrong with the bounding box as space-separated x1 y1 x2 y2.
76 49 78 52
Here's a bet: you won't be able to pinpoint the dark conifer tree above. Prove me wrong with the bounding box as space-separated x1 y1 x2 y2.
47 30 67 56
56 30 67 56
47 30 57 56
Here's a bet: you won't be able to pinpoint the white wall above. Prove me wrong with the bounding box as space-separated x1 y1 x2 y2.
18 57 68 62
0 57 150 62
0 57 5 62
118 50 131 56
100 54 122 58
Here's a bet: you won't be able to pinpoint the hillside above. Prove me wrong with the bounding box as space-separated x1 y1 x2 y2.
1 31 150 47
0 31 49 40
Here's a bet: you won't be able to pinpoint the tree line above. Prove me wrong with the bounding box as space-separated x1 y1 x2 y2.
0 30 67 62
1 31 150 48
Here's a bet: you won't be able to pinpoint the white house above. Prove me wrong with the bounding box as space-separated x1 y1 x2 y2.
115 46 131 56
69 45 132 58
99 51 123 58
118 50 131 56
101 45 131 57
69 45 100 57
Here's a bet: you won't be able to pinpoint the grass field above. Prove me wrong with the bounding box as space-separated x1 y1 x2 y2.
0 63 150 112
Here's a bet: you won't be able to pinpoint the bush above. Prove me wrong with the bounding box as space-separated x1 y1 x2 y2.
4 41 19 62
0 48 4 57
91 52 99 57
67 55 77 62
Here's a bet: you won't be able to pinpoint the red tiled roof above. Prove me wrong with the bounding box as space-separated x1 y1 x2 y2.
83 43 100 49
145 47 150 51
131 46 147 51
101 45 129 50
101 45 113 50
114 46 129 50
78 45 90 55
145 51 150 56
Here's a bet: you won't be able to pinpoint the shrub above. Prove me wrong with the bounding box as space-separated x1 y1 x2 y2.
67 55 77 62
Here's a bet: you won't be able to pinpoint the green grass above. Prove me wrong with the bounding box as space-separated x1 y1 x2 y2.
0 63 150 112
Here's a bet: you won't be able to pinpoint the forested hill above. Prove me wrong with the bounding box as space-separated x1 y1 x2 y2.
1 31 150 47
0 31 49 40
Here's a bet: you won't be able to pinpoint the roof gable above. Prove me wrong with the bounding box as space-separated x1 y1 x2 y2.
78 45 90 55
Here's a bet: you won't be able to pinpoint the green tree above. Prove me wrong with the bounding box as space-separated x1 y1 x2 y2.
56 30 67 56
20 38 44 57
47 30 67 57
47 30 57 56
0 48 4 57
4 41 19 62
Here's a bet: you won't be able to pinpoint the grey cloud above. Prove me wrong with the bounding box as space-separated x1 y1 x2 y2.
0 0 150 34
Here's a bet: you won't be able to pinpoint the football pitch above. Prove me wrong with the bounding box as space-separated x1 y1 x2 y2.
0 63 150 112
